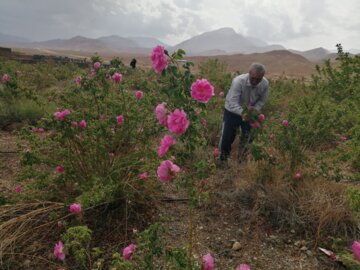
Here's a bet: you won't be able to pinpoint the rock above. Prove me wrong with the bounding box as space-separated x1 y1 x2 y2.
300 246 308 251
232 241 242 251
290 229 295 234
306 250 312 256
268 235 279 242
23 260 31 267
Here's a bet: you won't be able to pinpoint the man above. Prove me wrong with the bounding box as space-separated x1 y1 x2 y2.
130 58 137 69
219 63 269 162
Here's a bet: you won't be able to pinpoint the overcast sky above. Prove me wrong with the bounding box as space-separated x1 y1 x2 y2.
1 0 359 51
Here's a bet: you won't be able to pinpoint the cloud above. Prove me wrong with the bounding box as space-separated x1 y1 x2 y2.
0 0 359 49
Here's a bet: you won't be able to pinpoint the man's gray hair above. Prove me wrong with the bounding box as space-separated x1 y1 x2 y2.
249 63 266 74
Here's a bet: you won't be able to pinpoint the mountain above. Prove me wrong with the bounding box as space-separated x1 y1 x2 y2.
97 35 139 51
0 34 168 54
171 27 253 55
349 49 360 55
128 37 167 48
1 29 357 61
186 50 316 77
170 27 285 55
289 47 335 62
29 36 110 52
0 33 32 44
246 36 268 47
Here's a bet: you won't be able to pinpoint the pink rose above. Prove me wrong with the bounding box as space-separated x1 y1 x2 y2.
219 91 224 97
157 160 180 183
112 72 123 83
69 203 82 214
258 114 266 121
167 109 189 135
71 121 78 127
282 120 289 127
353 241 360 261
89 69 96 77
116 115 124 125
158 134 176 157
250 122 261 128
53 241 65 261
93 62 101 69
15 185 22 193
135 90 144 100
54 109 71 121
202 253 215 270
139 172 148 181
202 119 207 128
79 120 87 129
122 243 136 260
294 171 301 181
75 76 81 86
190 79 215 103
235 264 251 270
150 45 168 73
2 73 9 82
213 148 220 157
155 103 168 126
56 165 65 174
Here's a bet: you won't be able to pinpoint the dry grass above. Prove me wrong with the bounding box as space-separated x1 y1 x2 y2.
227 158 360 243
0 201 64 268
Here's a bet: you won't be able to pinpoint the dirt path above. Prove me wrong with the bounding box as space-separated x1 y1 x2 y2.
159 160 344 270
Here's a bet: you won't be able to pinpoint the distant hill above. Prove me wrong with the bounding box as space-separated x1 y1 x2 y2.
128 37 167 48
170 27 286 55
0 34 165 54
349 49 360 55
0 33 32 44
289 47 336 62
186 50 315 77
0 29 358 64
30 36 110 52
97 35 139 51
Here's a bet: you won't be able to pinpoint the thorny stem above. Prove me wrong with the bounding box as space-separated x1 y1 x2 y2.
125 200 128 243
187 206 193 269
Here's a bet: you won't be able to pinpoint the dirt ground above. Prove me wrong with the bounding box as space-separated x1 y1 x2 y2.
159 158 346 270
0 131 345 269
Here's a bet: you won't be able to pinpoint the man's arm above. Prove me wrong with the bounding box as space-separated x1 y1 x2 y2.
253 85 269 112
225 77 244 116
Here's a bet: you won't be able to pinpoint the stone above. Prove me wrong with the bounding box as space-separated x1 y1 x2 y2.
232 241 242 251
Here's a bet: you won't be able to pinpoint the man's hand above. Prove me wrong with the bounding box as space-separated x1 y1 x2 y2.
241 113 248 122
248 106 257 113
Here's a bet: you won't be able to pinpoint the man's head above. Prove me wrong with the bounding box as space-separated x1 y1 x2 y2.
248 63 266 86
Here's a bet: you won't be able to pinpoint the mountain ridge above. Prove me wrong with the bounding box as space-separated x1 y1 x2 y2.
0 28 348 62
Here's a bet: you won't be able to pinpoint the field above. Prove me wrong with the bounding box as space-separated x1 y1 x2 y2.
0 45 360 270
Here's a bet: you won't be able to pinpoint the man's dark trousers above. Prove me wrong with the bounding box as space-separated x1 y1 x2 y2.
220 109 251 161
